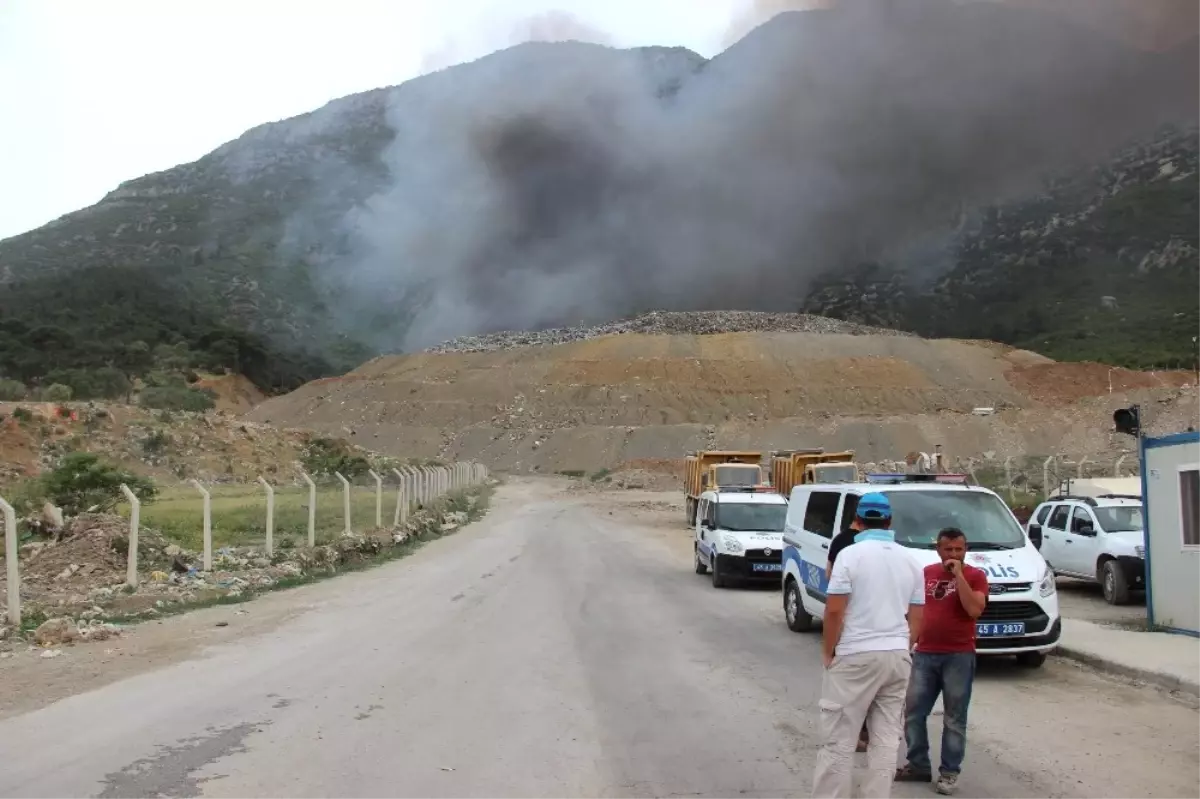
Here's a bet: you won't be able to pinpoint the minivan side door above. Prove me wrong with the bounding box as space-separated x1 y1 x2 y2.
695 496 711 560
795 490 842 608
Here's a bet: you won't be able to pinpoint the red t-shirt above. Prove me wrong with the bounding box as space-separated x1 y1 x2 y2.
916 562 989 654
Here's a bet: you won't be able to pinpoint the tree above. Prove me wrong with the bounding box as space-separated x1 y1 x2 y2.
39 452 157 516
41 383 73 402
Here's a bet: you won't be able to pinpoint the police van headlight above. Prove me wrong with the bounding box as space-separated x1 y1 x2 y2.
721 535 744 554
1038 569 1056 598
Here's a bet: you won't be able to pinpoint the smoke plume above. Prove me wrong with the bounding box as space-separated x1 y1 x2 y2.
317 0 1197 350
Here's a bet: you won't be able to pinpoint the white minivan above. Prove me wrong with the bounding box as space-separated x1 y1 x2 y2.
781 475 1060 667
694 489 789 588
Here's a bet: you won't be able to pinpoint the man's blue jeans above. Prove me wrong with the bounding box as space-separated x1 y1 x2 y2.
904 651 976 775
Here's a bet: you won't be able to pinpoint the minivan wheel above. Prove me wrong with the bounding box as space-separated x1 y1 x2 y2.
1101 560 1130 605
694 545 709 575
711 555 727 588
784 578 814 632
1016 651 1047 668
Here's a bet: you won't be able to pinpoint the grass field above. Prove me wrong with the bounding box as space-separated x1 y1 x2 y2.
118 482 400 551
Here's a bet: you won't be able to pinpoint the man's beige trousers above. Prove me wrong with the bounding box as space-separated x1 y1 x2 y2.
812 650 912 798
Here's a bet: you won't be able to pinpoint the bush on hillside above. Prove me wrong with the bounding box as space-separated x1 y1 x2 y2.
138 385 216 412
301 437 370 479
0 378 27 401
38 452 157 515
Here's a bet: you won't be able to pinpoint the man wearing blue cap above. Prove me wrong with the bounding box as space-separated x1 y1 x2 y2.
812 492 924 799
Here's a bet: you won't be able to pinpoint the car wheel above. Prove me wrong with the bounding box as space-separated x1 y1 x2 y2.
784 578 814 632
1016 651 1047 668
694 545 709 574
711 555 727 588
1101 559 1131 605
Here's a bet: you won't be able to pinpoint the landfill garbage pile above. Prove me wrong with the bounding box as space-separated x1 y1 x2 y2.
425 310 914 354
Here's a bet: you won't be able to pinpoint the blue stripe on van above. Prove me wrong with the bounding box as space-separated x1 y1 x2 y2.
785 544 828 602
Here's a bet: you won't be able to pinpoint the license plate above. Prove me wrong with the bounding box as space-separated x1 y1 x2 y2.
977 622 1025 637
752 563 783 572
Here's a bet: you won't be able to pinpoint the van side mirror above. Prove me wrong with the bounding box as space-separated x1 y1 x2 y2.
1027 523 1043 550
701 519 714 530
1076 521 1095 536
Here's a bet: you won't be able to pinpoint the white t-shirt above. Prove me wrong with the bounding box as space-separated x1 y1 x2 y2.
827 536 924 655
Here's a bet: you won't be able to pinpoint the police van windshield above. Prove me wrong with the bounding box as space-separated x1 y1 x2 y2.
1094 506 1143 532
717 503 787 532
885 491 1025 549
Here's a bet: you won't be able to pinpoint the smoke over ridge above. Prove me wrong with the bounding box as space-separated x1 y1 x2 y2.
309 0 1197 351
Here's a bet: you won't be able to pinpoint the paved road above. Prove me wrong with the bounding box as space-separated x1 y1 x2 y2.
0 480 1195 798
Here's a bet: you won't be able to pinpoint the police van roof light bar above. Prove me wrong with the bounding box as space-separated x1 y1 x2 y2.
864 473 971 485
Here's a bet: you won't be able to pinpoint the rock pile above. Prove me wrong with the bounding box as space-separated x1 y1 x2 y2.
426 311 914 354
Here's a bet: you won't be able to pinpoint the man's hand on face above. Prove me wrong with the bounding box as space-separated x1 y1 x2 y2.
944 559 963 577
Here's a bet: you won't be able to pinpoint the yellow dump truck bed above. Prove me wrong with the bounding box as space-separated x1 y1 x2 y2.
771 450 857 498
683 451 764 525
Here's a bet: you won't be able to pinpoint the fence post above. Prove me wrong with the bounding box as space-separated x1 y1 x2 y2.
257 476 275 556
392 468 406 526
420 467 432 505
1042 455 1055 500
1115 454 1128 478
0 495 19 627
368 469 383 529
190 479 212 571
336 472 352 533
1078 456 1089 479
301 471 316 548
1003 457 1014 502
120 484 140 588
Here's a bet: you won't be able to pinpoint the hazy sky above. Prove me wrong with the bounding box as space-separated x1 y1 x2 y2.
0 0 750 241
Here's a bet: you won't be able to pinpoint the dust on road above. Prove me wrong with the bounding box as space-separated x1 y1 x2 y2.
0 479 1194 798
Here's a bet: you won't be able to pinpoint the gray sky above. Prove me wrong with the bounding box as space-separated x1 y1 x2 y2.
0 0 756 241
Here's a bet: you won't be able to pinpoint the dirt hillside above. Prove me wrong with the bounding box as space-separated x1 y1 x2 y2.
248 314 1197 473
1 401 325 487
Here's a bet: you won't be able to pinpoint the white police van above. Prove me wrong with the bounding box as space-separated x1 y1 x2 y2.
781 474 1060 667
693 488 789 588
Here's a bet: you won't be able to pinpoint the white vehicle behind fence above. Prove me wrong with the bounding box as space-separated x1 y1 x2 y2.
693 488 788 588
781 474 1061 668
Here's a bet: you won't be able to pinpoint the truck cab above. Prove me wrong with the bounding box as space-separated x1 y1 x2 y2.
693 489 789 588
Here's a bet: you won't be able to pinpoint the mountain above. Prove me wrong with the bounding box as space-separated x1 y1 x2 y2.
0 1 1195 398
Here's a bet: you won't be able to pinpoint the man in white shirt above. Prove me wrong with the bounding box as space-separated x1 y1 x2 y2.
811 493 924 799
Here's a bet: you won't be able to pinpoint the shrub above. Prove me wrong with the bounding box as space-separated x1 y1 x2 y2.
139 385 216 412
143 429 171 454
38 452 157 515
40 383 73 402
0 378 27 401
301 437 370 478
11 406 33 423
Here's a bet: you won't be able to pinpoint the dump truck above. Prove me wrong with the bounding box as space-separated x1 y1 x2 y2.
684 451 765 525
770 449 859 497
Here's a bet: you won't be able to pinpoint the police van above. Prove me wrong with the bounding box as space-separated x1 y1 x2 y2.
781 474 1060 667
693 488 789 588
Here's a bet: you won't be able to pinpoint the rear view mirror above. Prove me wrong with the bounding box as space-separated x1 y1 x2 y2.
1027 523 1042 550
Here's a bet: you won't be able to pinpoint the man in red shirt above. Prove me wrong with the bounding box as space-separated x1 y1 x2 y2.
895 527 987 796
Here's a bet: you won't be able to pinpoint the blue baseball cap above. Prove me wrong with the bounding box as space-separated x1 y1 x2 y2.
857 492 892 520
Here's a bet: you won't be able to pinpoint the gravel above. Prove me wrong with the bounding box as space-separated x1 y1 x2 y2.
426 310 915 354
